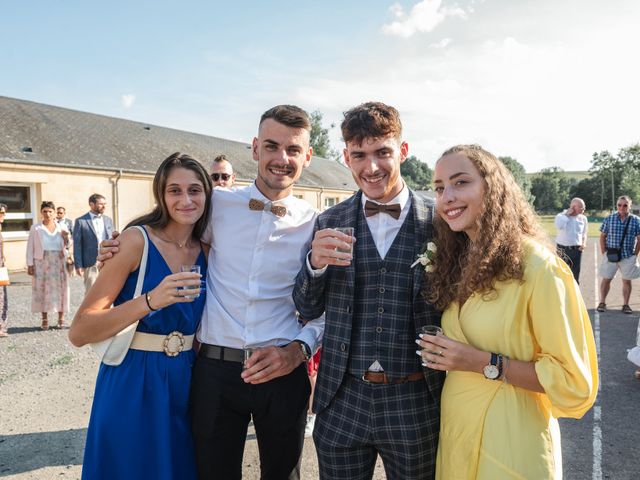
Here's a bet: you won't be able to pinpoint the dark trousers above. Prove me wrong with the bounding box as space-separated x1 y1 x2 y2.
557 244 583 283
190 356 310 480
313 376 439 480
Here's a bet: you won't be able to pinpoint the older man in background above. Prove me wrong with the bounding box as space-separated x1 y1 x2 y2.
555 197 588 283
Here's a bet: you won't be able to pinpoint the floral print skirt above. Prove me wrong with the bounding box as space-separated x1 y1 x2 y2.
32 251 69 313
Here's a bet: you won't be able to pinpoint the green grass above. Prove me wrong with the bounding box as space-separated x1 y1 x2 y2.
538 215 602 237
50 354 73 366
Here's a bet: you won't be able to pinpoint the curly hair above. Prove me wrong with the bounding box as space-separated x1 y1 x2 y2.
426 144 549 310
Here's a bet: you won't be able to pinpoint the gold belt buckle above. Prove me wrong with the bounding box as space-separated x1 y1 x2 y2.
163 331 185 357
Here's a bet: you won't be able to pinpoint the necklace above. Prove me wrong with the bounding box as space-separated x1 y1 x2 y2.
154 232 192 248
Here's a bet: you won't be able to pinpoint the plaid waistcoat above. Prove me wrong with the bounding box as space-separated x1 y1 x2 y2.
347 205 423 378
294 190 445 414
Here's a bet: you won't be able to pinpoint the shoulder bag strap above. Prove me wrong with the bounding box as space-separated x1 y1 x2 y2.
619 217 631 250
130 225 149 297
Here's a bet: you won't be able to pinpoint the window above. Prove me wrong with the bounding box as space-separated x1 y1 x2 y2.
324 197 338 209
294 194 303 200
0 184 36 238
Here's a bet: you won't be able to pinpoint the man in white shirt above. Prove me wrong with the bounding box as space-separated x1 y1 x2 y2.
555 197 588 283
191 107 323 480
293 102 443 480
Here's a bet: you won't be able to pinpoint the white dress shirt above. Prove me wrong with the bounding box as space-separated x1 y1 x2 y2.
555 212 588 247
199 183 323 351
90 212 105 248
361 184 411 259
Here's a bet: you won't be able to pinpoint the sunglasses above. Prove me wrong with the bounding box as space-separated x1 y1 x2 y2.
211 173 231 181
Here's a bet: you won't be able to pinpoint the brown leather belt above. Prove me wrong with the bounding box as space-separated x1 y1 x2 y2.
360 371 424 385
199 343 245 363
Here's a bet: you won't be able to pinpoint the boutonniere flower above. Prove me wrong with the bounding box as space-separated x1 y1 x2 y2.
411 241 436 272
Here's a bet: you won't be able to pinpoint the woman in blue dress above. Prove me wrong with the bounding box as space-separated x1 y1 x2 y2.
69 152 212 479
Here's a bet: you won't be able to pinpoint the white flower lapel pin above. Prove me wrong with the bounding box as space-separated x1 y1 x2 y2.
411 241 436 272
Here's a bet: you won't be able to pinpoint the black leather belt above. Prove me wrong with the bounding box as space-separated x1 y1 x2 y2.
199 343 244 363
358 371 424 385
558 244 580 250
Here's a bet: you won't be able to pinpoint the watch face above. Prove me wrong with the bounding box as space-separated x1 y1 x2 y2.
483 364 500 380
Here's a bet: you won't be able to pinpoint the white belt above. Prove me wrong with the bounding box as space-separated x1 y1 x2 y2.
129 331 194 357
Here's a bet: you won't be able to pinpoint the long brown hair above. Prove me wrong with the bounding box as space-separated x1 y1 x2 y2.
426 145 549 310
126 152 213 240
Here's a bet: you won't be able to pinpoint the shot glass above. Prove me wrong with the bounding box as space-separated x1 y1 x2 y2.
334 227 354 254
180 264 201 299
243 348 254 370
420 325 443 356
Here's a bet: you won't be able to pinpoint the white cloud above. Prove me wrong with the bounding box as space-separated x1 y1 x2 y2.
296 21 640 173
430 38 452 48
382 0 467 38
121 94 136 108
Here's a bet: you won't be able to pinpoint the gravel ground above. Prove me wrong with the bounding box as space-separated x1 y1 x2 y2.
0 273 386 479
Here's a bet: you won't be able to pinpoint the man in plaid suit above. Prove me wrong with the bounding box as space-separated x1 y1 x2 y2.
293 102 444 480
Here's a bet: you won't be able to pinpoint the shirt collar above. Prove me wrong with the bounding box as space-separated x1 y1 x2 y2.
89 211 102 219
361 181 410 211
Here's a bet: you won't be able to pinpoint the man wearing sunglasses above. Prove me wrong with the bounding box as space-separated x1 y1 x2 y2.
210 154 236 188
598 195 640 314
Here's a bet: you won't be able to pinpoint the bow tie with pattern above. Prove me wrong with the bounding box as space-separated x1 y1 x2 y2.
248 198 287 218
364 200 401 220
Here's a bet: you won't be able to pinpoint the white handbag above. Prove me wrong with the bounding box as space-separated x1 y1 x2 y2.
627 317 640 368
91 226 149 366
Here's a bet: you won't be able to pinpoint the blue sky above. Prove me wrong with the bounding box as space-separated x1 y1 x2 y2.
2 0 639 173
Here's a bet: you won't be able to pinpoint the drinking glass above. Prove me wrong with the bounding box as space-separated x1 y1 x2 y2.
180 264 201 299
334 227 354 254
420 325 443 356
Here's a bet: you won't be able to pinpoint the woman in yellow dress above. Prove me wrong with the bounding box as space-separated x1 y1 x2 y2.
417 145 598 479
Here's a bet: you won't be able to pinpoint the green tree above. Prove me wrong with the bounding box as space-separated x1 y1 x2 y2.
309 110 340 161
569 176 606 211
401 155 433 190
499 156 534 204
530 167 574 213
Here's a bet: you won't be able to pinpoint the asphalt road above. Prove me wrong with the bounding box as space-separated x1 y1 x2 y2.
0 237 639 479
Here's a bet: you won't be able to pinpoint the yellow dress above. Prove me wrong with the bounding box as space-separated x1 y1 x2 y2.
436 240 598 480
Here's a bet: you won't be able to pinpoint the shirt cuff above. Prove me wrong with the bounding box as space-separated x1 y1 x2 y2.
306 251 327 277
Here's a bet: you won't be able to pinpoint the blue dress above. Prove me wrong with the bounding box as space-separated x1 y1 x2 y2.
82 237 206 480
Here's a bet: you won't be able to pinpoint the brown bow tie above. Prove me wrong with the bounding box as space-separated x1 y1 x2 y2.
248 198 287 218
364 200 401 220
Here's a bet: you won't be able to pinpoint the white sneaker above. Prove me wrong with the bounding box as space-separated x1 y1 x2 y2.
304 414 316 438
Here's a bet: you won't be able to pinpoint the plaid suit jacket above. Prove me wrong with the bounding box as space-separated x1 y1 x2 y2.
294 190 444 414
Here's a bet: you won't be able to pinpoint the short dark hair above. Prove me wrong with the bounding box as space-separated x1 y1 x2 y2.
40 201 55 211
213 154 228 164
89 194 106 205
0 203 7 213
341 102 402 145
57 206 66 212
260 105 311 131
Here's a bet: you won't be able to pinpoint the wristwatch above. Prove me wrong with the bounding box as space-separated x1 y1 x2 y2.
482 353 502 380
292 340 312 362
